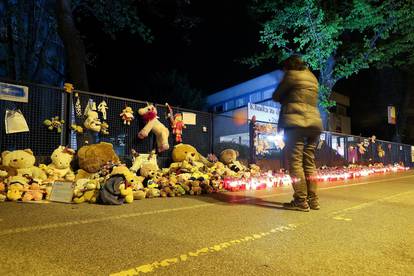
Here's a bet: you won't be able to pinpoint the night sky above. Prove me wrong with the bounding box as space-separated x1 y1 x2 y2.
83 0 274 98
78 0 413 144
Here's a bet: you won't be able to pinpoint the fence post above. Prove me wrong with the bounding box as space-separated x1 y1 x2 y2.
249 116 256 164
60 88 70 147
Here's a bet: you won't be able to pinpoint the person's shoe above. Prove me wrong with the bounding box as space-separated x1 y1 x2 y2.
283 200 310 212
308 200 320 210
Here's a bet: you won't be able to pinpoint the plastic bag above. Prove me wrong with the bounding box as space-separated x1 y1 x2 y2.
5 109 29 134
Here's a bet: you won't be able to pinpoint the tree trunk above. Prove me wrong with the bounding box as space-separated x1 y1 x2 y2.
55 0 89 90
318 78 336 132
318 55 337 131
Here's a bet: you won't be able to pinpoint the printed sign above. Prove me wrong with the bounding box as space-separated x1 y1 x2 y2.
387 106 396 125
248 103 280 123
49 181 75 203
0 82 29 103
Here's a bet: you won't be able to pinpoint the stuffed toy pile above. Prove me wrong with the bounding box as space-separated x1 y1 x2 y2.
0 142 264 204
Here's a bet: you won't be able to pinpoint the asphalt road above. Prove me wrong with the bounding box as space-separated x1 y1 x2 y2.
1 170 414 276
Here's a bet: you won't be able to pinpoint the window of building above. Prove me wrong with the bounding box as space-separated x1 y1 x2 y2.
262 88 274 100
235 97 246 108
249 91 262 103
225 100 235 110
215 104 224 112
335 104 347 116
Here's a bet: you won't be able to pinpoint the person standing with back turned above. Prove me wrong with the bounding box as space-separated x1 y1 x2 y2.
272 55 323 212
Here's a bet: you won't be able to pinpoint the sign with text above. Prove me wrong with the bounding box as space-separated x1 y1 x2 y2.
49 181 75 203
247 103 280 123
387 106 396 125
0 82 29 103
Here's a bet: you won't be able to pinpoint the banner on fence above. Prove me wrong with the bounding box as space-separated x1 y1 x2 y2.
0 82 29 103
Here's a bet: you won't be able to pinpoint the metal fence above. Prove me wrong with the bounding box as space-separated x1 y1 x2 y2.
0 79 212 168
212 113 414 171
0 79 412 170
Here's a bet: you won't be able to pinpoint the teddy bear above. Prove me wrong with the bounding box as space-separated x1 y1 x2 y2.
133 189 147 200
97 166 141 204
75 142 120 180
2 149 47 181
84 110 102 132
0 162 17 200
188 180 202 195
138 103 170 152
72 178 100 204
0 169 8 201
21 180 45 202
219 149 247 173
154 176 178 197
170 144 212 173
100 121 109 135
6 175 30 201
112 166 143 203
0 185 6 202
42 146 76 182
139 162 160 185
249 164 261 177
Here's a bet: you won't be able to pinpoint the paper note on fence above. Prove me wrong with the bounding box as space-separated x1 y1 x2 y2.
182 112 196 125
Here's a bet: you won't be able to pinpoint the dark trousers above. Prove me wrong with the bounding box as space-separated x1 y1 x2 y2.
284 128 321 202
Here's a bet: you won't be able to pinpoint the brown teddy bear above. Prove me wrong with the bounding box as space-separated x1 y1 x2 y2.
219 149 246 173
170 144 212 173
76 142 120 180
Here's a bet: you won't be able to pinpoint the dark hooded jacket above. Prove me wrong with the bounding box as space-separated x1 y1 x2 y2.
272 69 323 131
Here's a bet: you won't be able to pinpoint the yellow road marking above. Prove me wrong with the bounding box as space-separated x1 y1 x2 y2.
1 174 413 236
109 224 298 276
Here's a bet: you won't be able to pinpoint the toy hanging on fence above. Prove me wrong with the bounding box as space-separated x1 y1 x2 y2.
98 100 108 120
71 124 83 134
74 93 82 118
43 116 65 133
120 106 134 125
84 110 101 132
377 144 385 158
84 99 97 116
64 83 74 93
348 145 358 163
166 103 186 143
138 103 170 152
357 142 366 155
100 121 109 135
